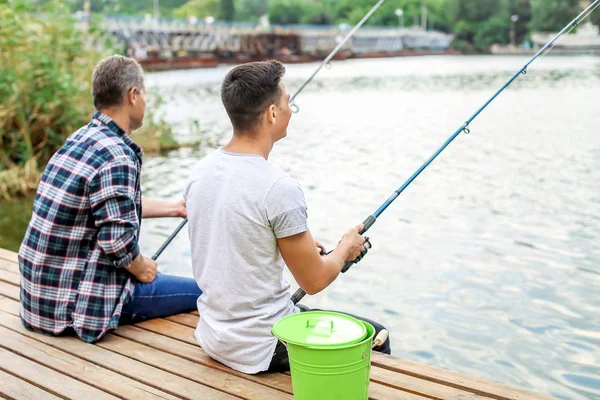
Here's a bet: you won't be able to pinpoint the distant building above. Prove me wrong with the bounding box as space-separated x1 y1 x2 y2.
531 22 600 52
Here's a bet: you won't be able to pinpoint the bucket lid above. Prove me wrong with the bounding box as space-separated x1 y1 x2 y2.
272 311 367 348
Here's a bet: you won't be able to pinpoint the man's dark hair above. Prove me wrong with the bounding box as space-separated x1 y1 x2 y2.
221 60 286 132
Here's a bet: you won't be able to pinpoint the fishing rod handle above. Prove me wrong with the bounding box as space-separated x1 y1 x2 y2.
341 214 377 273
360 215 377 234
342 237 371 273
151 218 189 261
291 287 306 304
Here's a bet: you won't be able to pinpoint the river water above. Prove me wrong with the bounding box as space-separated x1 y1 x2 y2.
1 55 599 399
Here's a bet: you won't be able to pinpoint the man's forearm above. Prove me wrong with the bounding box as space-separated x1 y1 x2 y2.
309 249 348 295
141 198 181 219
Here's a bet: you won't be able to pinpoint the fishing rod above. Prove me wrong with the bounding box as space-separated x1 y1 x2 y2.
289 0 386 111
290 0 600 304
151 0 387 262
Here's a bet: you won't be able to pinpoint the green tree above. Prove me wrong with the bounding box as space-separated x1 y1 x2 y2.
507 0 532 44
66 0 188 15
235 0 269 22
173 0 219 18
473 15 509 49
530 0 581 32
447 0 509 49
220 0 235 21
268 0 305 25
300 3 335 25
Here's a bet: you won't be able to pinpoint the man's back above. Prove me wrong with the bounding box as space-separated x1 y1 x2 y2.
185 148 307 373
19 112 142 343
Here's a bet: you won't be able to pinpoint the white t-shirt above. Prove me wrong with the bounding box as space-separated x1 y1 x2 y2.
184 148 308 374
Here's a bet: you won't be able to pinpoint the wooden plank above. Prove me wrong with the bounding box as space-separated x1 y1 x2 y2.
0 292 551 400
368 384 430 400
0 248 18 264
0 254 553 400
0 347 118 400
0 311 237 400
165 313 198 328
116 324 295 392
97 333 293 400
372 354 556 400
137 318 198 345
0 299 425 400
0 280 19 301
0 325 180 400
0 269 19 286
0 297 19 314
116 325 426 400
0 258 19 274
140 319 480 399
139 319 484 400
88 312 558 400
0 369 63 400
370 366 489 400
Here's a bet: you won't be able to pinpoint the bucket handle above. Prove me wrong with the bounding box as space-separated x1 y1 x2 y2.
306 318 334 337
372 329 389 349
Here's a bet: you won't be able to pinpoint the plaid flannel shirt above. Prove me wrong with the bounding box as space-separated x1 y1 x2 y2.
18 112 143 343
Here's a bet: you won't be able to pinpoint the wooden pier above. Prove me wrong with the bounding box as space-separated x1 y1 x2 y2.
0 247 556 400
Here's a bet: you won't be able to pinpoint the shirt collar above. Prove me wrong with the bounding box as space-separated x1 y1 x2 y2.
92 111 144 161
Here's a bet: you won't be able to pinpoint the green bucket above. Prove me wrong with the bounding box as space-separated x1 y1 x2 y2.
272 311 375 400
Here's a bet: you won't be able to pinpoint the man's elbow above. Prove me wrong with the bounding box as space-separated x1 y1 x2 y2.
302 286 319 296
301 279 326 296
98 232 139 267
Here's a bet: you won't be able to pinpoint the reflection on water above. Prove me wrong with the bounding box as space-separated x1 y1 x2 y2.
3 55 600 399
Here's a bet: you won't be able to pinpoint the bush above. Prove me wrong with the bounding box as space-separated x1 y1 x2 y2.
0 2 95 173
268 0 305 25
474 16 510 51
0 1 179 199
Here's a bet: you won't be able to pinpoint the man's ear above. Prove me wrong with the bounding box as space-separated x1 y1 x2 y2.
268 104 277 124
127 87 137 106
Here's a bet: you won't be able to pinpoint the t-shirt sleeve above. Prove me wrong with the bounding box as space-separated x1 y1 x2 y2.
265 176 308 239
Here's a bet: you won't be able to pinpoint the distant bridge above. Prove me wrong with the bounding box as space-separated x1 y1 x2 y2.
93 16 455 69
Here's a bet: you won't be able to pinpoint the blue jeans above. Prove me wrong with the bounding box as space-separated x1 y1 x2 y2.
120 272 202 324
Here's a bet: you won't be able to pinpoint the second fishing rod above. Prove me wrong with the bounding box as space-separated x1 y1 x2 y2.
151 0 386 262
290 0 600 304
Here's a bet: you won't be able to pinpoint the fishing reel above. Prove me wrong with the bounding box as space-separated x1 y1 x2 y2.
342 236 372 273
292 237 372 305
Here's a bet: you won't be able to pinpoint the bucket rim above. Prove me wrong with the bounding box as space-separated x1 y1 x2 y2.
273 314 375 350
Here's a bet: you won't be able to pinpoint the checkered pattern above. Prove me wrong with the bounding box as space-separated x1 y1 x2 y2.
18 112 143 343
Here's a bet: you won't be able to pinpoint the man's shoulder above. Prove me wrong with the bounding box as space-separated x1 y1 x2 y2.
67 123 138 168
270 173 301 192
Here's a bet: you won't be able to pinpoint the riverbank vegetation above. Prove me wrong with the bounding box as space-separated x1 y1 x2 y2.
0 1 183 200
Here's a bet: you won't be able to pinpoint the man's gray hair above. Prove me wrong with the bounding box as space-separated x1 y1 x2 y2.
92 55 145 110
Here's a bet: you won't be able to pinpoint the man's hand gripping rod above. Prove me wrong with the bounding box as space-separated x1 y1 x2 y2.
291 215 375 304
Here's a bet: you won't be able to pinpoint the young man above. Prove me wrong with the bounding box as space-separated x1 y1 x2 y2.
18 55 202 343
185 60 391 374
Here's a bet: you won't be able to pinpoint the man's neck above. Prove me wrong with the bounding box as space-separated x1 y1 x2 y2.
100 108 131 134
223 131 273 160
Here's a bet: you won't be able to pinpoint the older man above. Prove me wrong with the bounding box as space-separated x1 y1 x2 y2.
18 55 201 343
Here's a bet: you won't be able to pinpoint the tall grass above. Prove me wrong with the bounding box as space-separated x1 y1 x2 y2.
0 1 181 200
